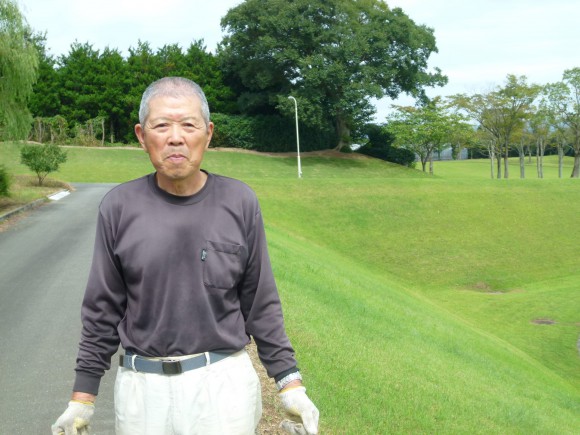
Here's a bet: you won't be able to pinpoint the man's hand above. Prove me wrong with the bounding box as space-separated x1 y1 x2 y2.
51 400 95 435
279 386 319 435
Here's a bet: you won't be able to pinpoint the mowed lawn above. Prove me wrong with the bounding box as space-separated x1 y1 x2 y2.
2 142 579 433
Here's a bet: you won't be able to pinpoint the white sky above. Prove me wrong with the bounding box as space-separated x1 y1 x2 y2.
19 0 580 120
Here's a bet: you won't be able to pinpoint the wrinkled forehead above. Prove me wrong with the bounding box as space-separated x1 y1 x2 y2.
146 95 205 121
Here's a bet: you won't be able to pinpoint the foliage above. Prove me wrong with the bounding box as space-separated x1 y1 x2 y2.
359 144 416 167
0 165 10 197
357 123 415 166
20 143 68 186
219 0 447 149
29 39 237 144
449 75 541 178
211 113 334 152
542 68 580 177
386 98 472 174
31 115 68 143
0 0 38 140
28 32 61 118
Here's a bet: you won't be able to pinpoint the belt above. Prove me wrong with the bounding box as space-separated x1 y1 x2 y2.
119 351 233 375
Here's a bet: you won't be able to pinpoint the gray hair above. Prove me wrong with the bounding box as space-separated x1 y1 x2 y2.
138 77 211 129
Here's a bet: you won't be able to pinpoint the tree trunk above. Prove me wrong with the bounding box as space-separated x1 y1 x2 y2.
519 153 525 179
429 152 434 175
101 118 105 146
110 120 115 144
503 142 509 179
537 139 545 179
420 156 427 172
489 143 495 179
527 145 532 164
558 144 564 179
496 152 502 179
571 152 580 178
334 116 350 151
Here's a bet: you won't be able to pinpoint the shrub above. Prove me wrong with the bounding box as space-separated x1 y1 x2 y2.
210 113 335 152
358 124 416 167
0 165 10 197
20 144 68 186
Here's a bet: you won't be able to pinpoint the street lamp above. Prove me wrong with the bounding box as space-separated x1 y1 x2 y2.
288 96 302 178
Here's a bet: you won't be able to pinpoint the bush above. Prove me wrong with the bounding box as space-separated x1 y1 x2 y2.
358 123 416 167
20 144 68 186
211 113 335 152
358 145 416 168
0 165 10 197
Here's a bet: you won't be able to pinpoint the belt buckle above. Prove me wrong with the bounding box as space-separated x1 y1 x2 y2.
162 360 182 375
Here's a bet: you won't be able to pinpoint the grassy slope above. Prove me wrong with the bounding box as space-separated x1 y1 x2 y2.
2 143 579 432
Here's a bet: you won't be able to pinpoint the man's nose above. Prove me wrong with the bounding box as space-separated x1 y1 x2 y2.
168 124 184 144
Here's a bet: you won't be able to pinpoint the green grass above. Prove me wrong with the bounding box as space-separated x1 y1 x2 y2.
1 141 579 433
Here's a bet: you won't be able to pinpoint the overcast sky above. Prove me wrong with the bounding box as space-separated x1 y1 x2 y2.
20 0 580 120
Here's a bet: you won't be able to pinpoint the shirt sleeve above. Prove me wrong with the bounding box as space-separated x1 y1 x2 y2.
73 208 127 395
238 208 298 378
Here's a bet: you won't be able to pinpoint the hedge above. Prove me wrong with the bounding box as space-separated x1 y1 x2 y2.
210 113 335 152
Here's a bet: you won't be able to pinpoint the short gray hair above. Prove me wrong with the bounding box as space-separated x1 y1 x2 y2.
138 77 211 129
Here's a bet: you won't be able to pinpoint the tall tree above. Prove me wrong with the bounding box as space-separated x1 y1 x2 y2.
386 98 470 174
0 0 38 140
93 47 131 143
527 108 551 179
57 42 102 123
450 75 539 178
28 32 61 119
183 40 237 114
219 0 447 149
542 69 580 177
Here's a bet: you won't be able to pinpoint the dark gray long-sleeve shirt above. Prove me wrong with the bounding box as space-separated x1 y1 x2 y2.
74 172 297 395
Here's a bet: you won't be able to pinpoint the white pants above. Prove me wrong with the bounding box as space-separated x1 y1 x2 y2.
114 350 262 435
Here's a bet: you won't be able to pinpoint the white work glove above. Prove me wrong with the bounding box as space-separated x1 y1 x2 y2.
51 400 94 435
279 386 319 435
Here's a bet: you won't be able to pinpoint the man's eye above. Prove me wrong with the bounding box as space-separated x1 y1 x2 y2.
153 124 168 129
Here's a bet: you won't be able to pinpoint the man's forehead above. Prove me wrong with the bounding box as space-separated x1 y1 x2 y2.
147 97 203 116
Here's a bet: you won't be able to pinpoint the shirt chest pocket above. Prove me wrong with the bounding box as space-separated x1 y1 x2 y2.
202 240 243 289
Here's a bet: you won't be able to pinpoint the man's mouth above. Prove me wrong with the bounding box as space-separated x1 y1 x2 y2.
165 154 186 163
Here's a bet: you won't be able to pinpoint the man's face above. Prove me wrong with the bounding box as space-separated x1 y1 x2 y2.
135 94 214 193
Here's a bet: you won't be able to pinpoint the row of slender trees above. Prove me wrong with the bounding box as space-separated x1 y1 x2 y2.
385 72 580 178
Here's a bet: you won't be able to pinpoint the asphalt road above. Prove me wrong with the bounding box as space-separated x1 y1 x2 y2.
0 184 118 434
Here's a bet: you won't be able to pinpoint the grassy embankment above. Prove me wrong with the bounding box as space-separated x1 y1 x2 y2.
1 142 579 433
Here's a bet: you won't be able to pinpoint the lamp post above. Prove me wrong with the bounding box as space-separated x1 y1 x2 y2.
288 96 302 178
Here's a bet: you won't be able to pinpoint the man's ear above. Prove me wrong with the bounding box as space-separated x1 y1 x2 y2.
205 122 214 150
135 124 148 152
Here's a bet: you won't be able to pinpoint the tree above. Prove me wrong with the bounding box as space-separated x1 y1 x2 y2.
57 42 103 124
28 32 61 119
450 75 539 178
527 108 552 179
542 69 580 177
0 0 38 140
20 143 67 186
219 0 447 149
386 98 470 174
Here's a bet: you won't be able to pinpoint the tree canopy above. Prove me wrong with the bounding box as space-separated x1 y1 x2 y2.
30 39 236 143
0 0 38 140
219 0 447 149
387 97 472 174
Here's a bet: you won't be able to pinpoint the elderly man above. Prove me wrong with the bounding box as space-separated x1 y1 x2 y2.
52 77 319 435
